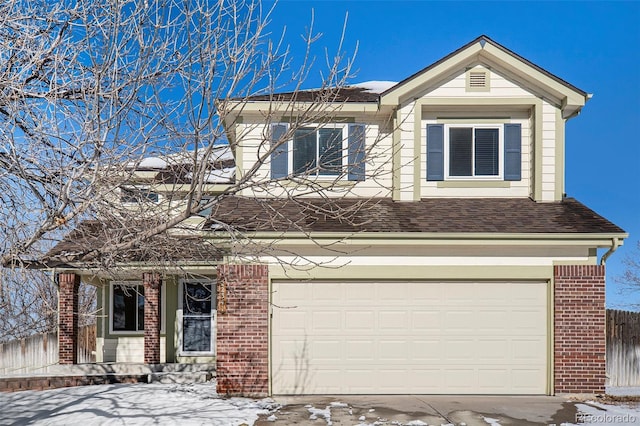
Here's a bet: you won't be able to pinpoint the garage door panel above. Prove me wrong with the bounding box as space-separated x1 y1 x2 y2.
311 311 341 330
379 311 409 329
272 281 548 394
411 339 443 360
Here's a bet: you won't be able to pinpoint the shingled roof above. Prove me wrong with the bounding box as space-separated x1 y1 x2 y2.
243 86 382 103
207 196 625 234
41 196 623 268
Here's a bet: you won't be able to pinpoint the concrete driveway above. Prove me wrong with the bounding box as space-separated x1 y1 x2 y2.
255 395 579 425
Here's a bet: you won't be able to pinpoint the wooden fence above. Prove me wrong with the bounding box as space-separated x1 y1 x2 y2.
606 309 640 386
0 325 96 375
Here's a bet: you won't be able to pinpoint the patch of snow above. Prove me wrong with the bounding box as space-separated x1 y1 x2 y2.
483 417 502 426
138 156 169 169
359 415 366 421
351 80 398 93
330 401 349 408
369 408 376 412
185 167 235 183
308 405 332 425
405 421 428 426
266 414 278 421
562 401 640 425
0 383 275 425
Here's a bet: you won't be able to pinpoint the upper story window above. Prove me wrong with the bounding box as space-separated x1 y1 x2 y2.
447 126 501 178
427 123 521 182
292 127 344 176
270 123 366 182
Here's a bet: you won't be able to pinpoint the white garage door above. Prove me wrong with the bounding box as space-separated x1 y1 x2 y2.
271 281 547 395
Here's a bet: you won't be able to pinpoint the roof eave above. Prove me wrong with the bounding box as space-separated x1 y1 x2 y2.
207 231 629 246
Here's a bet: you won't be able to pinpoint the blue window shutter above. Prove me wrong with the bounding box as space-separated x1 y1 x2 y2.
270 123 288 179
348 124 366 181
426 124 444 181
504 123 521 181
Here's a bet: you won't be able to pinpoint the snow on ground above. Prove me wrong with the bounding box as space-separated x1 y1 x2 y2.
0 383 276 426
564 401 640 426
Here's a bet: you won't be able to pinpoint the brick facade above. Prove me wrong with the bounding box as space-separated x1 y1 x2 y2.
58 273 80 364
554 265 606 394
216 264 269 396
143 272 161 364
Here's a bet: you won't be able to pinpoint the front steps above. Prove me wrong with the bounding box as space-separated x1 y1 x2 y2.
0 363 217 391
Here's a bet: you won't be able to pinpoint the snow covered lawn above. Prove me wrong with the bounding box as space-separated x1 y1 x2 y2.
0 383 277 425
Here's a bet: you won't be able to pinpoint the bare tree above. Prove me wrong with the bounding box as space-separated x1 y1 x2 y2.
617 240 640 310
0 269 96 342
1 0 394 338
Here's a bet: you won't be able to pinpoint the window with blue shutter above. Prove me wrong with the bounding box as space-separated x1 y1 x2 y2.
270 123 360 179
427 123 521 181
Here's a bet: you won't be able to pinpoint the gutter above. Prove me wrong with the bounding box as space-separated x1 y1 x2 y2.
600 237 621 266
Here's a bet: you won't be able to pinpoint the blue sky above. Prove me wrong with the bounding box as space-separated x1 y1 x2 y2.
264 0 640 309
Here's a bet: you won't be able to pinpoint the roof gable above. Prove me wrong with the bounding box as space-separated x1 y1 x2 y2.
380 35 589 118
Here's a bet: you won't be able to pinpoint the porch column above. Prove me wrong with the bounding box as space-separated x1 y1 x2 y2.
58 272 80 364
143 272 161 364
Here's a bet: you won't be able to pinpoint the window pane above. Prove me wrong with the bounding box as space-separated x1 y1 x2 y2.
113 285 138 331
137 286 145 331
318 128 342 175
475 129 499 176
184 283 212 315
182 317 211 352
293 128 317 174
449 128 472 176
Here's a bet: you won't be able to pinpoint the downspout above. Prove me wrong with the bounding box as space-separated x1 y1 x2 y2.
600 237 620 266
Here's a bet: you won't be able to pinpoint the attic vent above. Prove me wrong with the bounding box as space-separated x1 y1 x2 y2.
469 72 486 87
466 70 490 92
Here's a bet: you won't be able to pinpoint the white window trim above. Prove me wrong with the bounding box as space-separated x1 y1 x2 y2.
444 124 504 180
109 281 166 335
177 279 216 356
287 124 348 178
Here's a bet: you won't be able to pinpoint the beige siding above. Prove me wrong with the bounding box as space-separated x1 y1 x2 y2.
427 66 533 98
420 110 532 198
398 104 417 200
541 102 558 201
101 337 166 363
259 244 592 266
237 115 393 199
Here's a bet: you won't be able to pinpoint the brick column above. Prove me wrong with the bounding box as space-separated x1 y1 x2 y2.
216 264 269 396
58 272 80 364
554 265 606 394
143 272 161 365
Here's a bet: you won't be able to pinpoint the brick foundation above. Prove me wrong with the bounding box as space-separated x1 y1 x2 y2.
58 273 80 364
216 264 269 396
143 272 161 364
554 265 606 394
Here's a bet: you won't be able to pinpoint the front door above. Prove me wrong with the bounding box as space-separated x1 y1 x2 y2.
179 280 216 355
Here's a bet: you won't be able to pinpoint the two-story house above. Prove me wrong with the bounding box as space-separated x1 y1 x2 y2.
50 36 626 397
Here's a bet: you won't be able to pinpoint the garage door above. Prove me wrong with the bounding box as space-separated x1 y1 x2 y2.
271 281 547 394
